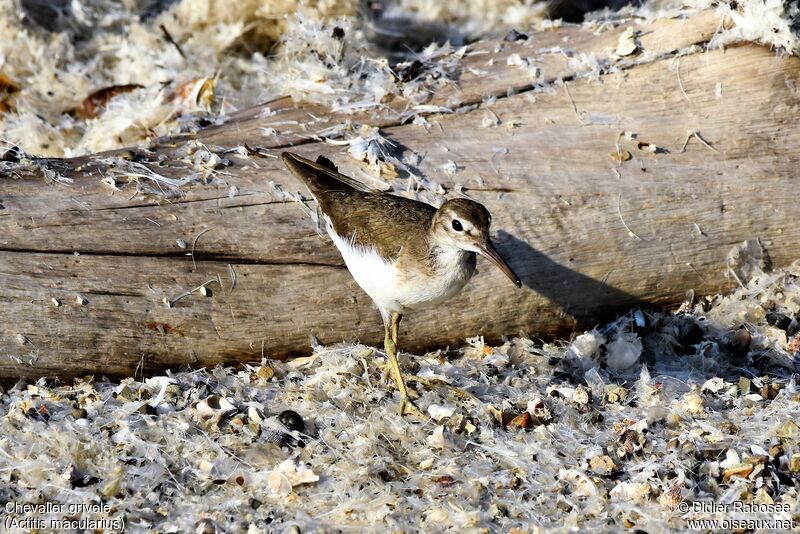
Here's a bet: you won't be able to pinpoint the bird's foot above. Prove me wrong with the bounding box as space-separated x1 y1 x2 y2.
379 361 391 381
398 395 426 418
400 374 474 401
378 361 414 383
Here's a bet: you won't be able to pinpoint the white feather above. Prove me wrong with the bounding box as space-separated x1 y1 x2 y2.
326 217 475 319
328 225 402 314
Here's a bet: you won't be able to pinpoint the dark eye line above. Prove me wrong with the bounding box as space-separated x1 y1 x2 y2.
451 219 463 232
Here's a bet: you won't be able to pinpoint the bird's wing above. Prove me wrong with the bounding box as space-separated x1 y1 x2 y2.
327 192 437 262
282 152 374 196
282 151 436 262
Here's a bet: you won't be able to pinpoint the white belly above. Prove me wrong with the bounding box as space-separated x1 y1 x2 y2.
328 228 403 313
327 225 474 315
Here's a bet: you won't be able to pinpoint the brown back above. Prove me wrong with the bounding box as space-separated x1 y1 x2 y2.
282 152 437 261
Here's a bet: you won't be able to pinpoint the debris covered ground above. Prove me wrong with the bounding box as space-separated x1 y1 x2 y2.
2 264 799 532
0 0 553 157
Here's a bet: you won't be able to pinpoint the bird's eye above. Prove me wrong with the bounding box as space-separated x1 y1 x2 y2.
451 219 463 232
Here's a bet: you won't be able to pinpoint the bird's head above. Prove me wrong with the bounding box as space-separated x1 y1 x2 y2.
432 198 521 288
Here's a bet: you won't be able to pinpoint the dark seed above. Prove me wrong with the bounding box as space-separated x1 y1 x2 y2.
676 319 704 355
70 471 100 488
435 475 456 487
506 412 532 430
1 145 21 162
504 29 528 41
278 410 304 432
760 383 779 400
195 519 217 534
332 26 345 40
26 406 49 421
729 328 752 359
396 60 424 82
766 311 792 331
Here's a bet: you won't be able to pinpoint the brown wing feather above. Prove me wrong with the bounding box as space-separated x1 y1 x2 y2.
282 151 436 261
315 155 338 172
282 152 374 194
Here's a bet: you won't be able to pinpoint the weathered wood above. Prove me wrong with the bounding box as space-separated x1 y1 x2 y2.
196 11 721 150
2 11 799 382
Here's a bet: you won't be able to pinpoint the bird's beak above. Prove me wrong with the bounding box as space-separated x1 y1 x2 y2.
477 240 522 288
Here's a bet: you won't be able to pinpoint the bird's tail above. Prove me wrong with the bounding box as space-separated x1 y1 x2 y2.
281 152 373 196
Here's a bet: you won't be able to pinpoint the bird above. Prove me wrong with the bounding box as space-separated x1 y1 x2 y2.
282 151 521 416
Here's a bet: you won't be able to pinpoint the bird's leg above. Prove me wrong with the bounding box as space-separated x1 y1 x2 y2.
378 313 400 382
389 314 473 400
391 312 401 345
384 313 424 418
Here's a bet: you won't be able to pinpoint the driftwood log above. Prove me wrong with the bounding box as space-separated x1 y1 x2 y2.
2 11 799 382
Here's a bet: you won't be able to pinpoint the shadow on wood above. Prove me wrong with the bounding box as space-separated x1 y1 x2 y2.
497 230 654 320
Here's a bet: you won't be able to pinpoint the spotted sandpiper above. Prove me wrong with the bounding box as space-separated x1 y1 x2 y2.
282 152 521 416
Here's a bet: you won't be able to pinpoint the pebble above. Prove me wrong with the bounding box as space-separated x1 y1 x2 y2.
165 384 183 397
760 382 779 400
195 395 236 419
738 376 751 395
506 412 532 430
701 377 725 393
527 398 552 425
777 420 800 439
722 463 754 480
278 410 304 432
195 518 217 534
589 455 617 475
605 386 628 404
434 475 456 487
729 328 752 359
766 311 792 331
504 29 528 42
255 364 275 381
247 406 264 423
790 454 800 473
572 386 590 405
